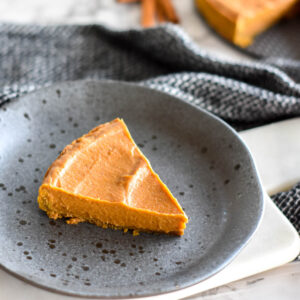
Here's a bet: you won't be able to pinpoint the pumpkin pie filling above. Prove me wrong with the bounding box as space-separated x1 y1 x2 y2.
195 0 299 47
38 118 188 235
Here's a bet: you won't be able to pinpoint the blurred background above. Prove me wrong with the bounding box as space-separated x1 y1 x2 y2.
0 0 250 60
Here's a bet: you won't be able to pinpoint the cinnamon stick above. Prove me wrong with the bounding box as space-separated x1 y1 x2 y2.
117 0 140 3
156 0 179 23
156 0 167 23
141 0 156 28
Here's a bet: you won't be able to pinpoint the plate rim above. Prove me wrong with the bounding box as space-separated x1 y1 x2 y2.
0 79 264 298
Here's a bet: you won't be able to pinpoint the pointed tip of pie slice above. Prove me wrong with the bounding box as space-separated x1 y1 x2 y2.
38 118 188 236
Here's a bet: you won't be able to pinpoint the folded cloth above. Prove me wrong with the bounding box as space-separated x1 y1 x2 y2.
0 23 299 238
246 17 300 60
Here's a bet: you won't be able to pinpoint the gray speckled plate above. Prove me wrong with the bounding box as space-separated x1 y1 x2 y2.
0 81 263 298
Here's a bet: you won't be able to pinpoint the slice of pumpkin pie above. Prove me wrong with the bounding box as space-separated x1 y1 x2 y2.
195 0 298 47
38 118 188 235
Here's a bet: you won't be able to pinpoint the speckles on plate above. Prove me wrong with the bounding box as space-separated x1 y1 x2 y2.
23 250 32 260
137 143 144 148
152 146 157 151
114 259 120 264
22 200 32 205
23 113 30 120
95 242 102 248
19 220 27 226
224 179 230 185
201 146 208 154
73 123 78 128
50 273 57 278
18 158 24 163
15 185 27 193
60 129 65 134
49 220 56 226
82 266 90 271
72 257 77 262
17 242 23 246
49 144 56 149
42 99 47 104
179 192 185 196
56 89 61 97
48 244 56 249
234 164 241 171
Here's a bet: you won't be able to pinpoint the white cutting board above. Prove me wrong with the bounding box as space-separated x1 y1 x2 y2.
1 118 300 300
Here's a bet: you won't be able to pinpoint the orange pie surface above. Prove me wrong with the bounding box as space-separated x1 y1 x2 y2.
195 0 298 47
38 118 188 235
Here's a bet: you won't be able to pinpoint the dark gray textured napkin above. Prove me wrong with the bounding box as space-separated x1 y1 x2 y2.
0 23 300 236
246 17 300 60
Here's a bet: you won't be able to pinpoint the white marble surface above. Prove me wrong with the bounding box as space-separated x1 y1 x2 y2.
241 118 300 195
0 0 299 299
